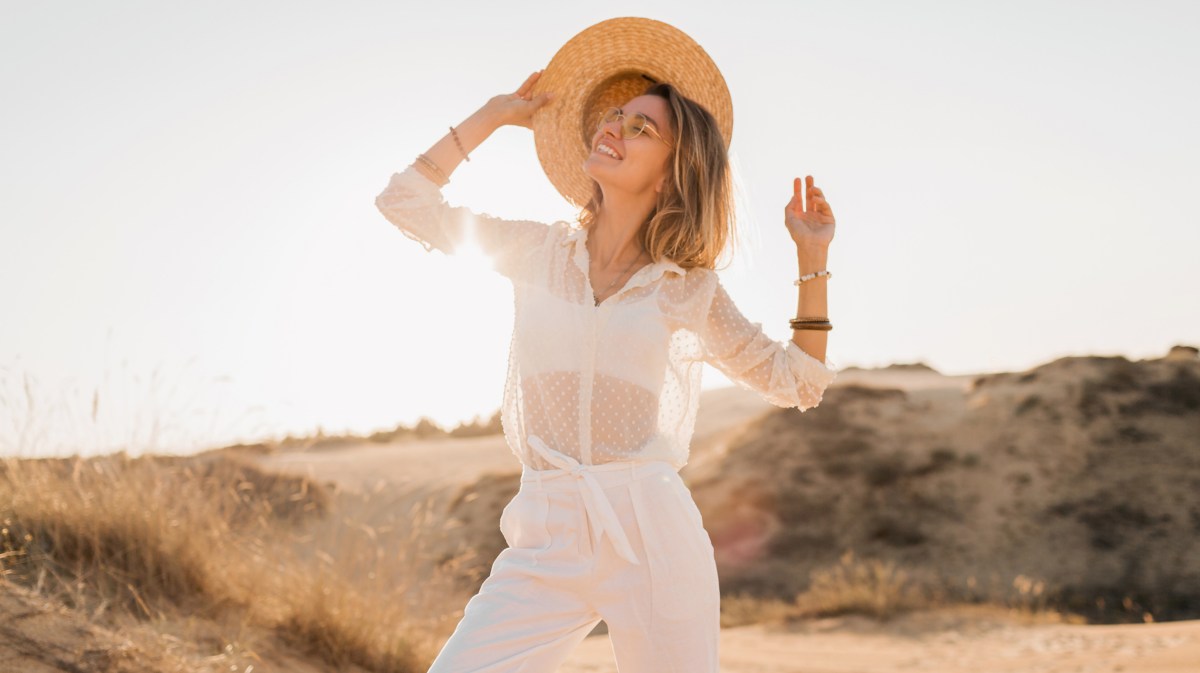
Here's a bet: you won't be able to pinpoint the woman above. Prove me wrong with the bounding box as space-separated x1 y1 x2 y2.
375 70 838 673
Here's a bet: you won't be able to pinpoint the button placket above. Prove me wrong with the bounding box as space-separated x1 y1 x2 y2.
579 306 596 465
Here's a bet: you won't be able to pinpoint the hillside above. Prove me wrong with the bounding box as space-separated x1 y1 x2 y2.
684 351 1200 622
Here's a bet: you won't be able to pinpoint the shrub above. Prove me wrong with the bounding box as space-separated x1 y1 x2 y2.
794 550 926 620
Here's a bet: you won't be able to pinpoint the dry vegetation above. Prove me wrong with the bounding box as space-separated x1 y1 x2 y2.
2 347 1197 670
0 451 445 672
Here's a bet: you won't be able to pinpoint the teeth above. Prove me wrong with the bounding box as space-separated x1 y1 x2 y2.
597 143 621 159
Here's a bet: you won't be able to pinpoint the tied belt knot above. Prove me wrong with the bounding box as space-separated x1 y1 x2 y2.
526 434 641 565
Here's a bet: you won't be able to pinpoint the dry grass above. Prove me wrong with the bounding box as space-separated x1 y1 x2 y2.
0 359 475 670
0 451 436 672
719 592 798 628
793 550 929 620
270 566 425 672
716 550 1077 627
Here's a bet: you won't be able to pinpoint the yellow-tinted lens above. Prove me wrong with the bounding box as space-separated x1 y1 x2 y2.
625 114 647 139
597 107 647 139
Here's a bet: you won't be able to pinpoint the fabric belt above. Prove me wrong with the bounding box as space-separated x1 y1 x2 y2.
525 434 643 565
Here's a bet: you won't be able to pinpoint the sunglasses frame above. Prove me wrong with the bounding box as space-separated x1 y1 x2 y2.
595 107 673 149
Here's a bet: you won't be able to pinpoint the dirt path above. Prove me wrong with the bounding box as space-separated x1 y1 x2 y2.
562 607 1200 673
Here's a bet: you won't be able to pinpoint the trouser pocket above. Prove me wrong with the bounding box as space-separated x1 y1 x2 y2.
499 489 552 551
634 474 721 622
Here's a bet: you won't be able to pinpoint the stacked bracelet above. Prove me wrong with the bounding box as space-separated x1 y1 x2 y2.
450 125 470 162
414 153 449 186
792 268 832 330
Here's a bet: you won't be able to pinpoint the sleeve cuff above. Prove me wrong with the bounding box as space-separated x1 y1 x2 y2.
374 165 452 254
778 340 839 409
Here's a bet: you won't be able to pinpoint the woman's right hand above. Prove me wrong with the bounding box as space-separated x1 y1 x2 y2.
484 70 556 130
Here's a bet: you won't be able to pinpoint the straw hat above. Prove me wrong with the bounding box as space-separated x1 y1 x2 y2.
528 17 733 209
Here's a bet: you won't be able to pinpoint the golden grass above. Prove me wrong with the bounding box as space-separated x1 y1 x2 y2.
715 550 1077 627
0 451 435 672
719 592 798 628
793 550 928 620
272 567 425 671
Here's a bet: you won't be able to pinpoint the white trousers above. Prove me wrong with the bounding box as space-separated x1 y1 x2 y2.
426 436 721 673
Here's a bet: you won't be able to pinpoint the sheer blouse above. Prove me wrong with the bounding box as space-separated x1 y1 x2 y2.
375 164 838 470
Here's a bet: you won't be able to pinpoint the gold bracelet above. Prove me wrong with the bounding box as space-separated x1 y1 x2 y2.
415 153 446 180
414 153 449 186
412 161 448 188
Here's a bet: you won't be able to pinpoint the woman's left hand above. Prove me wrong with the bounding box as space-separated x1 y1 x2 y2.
784 175 836 252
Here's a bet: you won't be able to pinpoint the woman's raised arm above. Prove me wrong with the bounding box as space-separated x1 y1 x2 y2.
697 274 838 410
414 70 555 187
374 71 559 280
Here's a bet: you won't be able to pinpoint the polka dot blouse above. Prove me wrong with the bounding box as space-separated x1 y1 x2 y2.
375 164 838 470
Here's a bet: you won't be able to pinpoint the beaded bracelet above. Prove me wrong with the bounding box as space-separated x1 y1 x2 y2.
450 125 470 162
794 270 832 285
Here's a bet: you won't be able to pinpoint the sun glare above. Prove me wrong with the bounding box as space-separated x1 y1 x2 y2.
450 240 495 275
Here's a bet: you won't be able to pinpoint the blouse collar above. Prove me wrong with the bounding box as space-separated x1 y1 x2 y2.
560 225 687 289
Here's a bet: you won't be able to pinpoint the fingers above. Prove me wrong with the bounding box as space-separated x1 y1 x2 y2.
537 90 556 108
793 175 833 217
810 182 832 216
806 176 831 214
517 69 544 99
811 181 830 212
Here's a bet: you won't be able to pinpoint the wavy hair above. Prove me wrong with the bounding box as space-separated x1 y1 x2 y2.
576 82 738 271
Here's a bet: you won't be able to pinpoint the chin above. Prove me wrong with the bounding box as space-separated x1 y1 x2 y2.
581 158 609 182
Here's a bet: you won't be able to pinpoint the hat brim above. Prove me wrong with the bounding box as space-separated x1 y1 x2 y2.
529 17 733 210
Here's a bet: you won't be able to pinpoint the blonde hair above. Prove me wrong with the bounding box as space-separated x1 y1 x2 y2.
576 82 737 271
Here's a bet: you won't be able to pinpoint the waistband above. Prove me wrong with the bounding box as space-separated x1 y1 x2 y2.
520 456 678 490
519 434 678 565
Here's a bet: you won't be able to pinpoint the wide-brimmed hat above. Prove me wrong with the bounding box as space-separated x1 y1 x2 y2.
529 17 733 209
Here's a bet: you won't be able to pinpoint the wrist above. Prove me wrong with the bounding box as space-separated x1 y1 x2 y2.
796 248 828 273
472 103 506 132
458 104 496 135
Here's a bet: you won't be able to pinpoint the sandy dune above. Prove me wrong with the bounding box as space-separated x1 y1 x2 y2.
244 358 1200 673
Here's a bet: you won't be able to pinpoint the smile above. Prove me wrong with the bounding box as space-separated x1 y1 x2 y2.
595 142 623 160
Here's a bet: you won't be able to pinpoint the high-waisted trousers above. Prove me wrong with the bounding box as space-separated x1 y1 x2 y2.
425 434 721 673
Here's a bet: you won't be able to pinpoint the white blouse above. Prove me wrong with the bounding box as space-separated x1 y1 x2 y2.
375 164 838 471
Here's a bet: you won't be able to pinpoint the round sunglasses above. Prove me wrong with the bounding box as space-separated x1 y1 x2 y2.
595 107 673 148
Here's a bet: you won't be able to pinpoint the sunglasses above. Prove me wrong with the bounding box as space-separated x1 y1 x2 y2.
595 107 673 148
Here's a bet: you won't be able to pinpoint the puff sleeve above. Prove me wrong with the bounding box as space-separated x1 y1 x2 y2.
698 274 838 410
374 164 552 280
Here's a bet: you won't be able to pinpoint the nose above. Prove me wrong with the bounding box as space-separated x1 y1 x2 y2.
598 123 625 152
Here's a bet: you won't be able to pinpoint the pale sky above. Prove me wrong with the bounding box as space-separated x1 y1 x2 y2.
2 1 1197 458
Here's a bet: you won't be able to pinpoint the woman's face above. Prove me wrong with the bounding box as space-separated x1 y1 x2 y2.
582 95 675 197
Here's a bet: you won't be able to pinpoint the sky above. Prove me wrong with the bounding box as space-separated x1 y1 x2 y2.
2 1 1197 458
